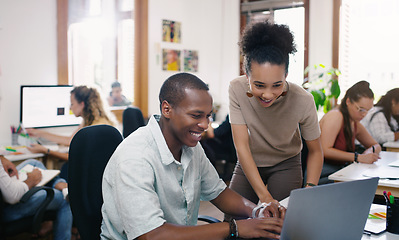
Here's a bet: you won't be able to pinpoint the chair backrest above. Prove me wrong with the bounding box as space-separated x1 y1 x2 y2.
68 124 123 240
122 107 145 138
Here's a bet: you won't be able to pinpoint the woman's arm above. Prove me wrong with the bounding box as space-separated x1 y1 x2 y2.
304 138 323 186
355 123 380 164
27 144 69 161
319 111 356 162
231 124 274 204
27 123 83 146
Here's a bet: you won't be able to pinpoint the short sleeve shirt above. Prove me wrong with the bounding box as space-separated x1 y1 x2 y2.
229 76 321 167
101 115 226 240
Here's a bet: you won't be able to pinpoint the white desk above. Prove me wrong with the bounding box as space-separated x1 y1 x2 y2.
384 141 399 152
328 151 399 196
0 145 44 162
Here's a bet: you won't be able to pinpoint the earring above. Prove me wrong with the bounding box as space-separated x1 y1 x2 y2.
246 82 253 98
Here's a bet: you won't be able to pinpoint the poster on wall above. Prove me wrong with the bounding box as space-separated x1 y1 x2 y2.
162 49 181 71
162 20 181 43
183 50 198 72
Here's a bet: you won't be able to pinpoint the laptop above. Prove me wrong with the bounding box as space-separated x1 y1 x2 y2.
280 177 379 240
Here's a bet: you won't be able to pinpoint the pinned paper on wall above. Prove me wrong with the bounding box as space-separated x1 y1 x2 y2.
184 50 198 72
162 20 181 43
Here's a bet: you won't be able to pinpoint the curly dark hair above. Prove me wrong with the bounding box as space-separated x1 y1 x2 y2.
239 20 297 75
339 81 374 151
71 86 112 126
159 72 209 111
375 88 399 130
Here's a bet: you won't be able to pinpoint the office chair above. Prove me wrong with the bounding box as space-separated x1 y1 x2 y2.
122 107 145 138
0 186 56 239
68 125 123 240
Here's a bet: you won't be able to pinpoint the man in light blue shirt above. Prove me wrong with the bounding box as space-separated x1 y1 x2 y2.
101 73 284 240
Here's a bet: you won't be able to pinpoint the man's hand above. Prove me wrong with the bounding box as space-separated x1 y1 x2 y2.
0 155 19 178
24 168 42 189
237 217 283 239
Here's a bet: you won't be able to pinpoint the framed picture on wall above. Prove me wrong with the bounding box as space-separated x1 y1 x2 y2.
162 49 181 71
162 20 181 43
183 50 198 72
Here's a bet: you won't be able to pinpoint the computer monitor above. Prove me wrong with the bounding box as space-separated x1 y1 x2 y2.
20 85 82 128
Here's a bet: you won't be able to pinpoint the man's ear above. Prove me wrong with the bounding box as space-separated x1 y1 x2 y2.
161 100 172 119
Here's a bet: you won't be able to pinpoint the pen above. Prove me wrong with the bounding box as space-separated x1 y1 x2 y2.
389 195 395 204
383 191 389 202
372 145 375 153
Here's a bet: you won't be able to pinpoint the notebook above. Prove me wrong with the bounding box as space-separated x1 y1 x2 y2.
280 177 379 240
15 164 60 187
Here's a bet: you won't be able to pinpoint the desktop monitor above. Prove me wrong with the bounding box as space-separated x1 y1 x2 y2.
20 85 82 128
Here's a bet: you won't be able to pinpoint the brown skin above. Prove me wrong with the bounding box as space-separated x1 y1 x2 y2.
137 88 284 240
0 156 42 189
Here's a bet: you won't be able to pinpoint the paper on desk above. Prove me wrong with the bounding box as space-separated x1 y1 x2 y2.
388 160 399 167
362 167 399 179
17 134 38 146
364 207 386 235
16 164 60 187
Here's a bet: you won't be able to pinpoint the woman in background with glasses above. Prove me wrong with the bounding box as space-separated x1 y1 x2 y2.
361 88 399 145
319 80 381 183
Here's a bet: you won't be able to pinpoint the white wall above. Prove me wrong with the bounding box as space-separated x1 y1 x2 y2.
0 0 333 145
0 0 57 145
148 0 240 120
308 0 333 68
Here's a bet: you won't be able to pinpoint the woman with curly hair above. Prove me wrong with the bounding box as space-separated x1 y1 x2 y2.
227 21 323 219
26 85 116 160
361 88 399 145
319 81 381 183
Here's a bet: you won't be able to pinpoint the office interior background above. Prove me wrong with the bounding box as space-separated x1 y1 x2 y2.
0 0 398 145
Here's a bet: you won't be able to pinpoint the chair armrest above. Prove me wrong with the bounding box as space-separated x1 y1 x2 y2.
198 215 221 223
20 186 55 233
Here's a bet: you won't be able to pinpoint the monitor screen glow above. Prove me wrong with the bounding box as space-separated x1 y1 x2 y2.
20 85 82 128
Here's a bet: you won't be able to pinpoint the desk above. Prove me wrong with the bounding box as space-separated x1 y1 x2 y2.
0 146 44 163
329 151 399 196
384 141 399 152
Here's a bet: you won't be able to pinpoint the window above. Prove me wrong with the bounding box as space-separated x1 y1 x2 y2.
240 1 306 86
68 0 134 103
339 0 399 100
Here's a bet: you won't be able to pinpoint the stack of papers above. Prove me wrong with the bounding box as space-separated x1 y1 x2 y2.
363 167 399 180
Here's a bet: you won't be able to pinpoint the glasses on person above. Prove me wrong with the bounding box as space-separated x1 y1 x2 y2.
353 102 369 114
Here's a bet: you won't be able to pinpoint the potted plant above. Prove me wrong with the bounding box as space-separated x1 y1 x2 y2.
303 64 341 113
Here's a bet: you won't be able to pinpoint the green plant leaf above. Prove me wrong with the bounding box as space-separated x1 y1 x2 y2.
330 79 341 98
311 90 326 110
323 98 331 113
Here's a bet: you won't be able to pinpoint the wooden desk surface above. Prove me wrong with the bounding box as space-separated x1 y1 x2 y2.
383 141 399 152
329 151 399 196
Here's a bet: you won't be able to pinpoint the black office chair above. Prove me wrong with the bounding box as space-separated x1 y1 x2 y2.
0 186 56 239
68 124 123 240
122 107 145 138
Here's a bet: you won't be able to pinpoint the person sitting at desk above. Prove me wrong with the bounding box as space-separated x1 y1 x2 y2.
26 85 116 162
361 88 399 145
0 156 72 240
319 81 381 184
101 72 284 240
107 81 132 107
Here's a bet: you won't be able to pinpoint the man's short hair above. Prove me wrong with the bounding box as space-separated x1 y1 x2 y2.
159 73 209 111
111 81 121 89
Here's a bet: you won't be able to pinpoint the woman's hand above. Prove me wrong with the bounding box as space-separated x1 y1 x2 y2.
257 201 286 219
27 144 47 154
358 153 379 164
26 128 44 138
